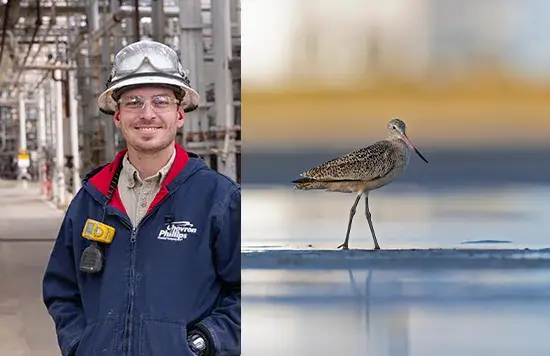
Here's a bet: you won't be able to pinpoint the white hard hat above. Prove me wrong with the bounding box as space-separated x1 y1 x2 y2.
97 40 200 114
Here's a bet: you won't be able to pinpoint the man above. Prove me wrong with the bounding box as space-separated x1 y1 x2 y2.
42 40 240 356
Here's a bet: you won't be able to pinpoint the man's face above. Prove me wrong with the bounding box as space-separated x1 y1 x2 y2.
113 86 184 154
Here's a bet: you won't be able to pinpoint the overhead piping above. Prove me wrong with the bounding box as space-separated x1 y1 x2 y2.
21 0 42 67
29 1 55 65
0 0 12 67
10 1 54 92
133 0 140 42
11 0 42 90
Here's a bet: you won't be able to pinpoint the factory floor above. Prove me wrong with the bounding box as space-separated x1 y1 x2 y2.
0 180 63 356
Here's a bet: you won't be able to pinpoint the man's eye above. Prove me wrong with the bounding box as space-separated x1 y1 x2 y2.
153 97 171 107
124 99 142 107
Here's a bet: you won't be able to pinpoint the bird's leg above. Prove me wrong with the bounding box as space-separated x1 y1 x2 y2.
365 194 381 250
337 192 363 250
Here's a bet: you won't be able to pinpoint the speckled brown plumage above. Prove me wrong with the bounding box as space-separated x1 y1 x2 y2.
293 139 407 193
291 118 429 250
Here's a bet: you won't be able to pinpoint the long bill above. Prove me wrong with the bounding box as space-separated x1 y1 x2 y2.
401 134 429 163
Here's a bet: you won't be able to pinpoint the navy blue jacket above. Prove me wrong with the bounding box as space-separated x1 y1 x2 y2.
42 144 241 356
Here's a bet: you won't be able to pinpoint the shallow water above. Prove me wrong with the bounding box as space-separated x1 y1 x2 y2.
242 268 550 356
241 184 550 356
242 184 550 250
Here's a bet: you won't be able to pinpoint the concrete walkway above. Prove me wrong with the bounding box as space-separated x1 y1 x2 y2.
0 180 65 356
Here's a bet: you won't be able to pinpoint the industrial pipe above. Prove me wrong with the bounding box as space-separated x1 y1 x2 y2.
0 0 12 66
0 121 6 152
66 5 182 60
49 77 58 202
29 2 185 92
133 0 141 42
17 64 78 70
211 0 236 180
17 90 31 184
11 0 43 89
21 0 42 67
68 62 81 193
29 2 55 66
53 69 66 206
37 85 46 193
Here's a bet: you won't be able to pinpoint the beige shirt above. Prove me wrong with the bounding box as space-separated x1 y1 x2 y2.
118 148 176 227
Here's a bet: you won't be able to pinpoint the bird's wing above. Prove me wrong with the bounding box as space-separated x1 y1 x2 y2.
300 140 398 182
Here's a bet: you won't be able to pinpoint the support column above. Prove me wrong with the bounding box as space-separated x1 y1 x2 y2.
151 0 165 43
17 90 30 183
211 0 236 180
37 86 47 195
55 70 66 206
18 91 26 152
50 78 58 202
110 0 124 152
178 0 206 147
110 0 123 51
75 53 90 170
44 80 52 198
100 27 115 161
85 0 100 169
69 66 81 194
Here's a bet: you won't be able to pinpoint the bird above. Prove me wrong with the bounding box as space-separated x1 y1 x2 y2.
291 118 429 250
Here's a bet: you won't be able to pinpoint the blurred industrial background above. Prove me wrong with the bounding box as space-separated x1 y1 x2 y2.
0 0 241 206
242 0 550 187
0 1 241 354
241 1 550 356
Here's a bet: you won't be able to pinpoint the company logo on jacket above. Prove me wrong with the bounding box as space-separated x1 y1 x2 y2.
157 221 197 241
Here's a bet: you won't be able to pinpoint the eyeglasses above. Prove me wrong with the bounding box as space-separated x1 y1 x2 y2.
117 95 180 112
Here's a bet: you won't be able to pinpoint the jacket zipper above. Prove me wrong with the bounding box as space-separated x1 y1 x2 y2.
118 195 173 356
112 216 132 356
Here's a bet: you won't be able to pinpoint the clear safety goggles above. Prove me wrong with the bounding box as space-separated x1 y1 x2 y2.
109 41 190 82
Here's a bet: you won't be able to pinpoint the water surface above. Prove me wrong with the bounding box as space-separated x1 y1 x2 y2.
241 184 550 356
242 184 550 250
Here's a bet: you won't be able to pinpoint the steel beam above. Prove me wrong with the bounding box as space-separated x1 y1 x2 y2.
178 0 206 148
151 0 165 43
54 69 65 205
16 64 77 70
211 0 236 181
68 62 81 193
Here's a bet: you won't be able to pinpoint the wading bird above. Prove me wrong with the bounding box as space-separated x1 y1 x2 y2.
292 118 429 250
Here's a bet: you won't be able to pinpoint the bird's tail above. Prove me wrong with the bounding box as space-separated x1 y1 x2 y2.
291 177 328 190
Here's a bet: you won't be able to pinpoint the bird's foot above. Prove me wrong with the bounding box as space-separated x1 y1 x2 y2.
337 243 349 250
374 245 381 250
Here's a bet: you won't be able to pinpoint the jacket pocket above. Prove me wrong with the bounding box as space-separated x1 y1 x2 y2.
74 315 120 356
138 315 197 356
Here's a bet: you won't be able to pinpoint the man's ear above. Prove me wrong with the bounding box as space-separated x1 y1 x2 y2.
113 111 121 128
176 108 185 128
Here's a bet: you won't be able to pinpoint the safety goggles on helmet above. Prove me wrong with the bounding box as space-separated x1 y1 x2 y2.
97 40 200 115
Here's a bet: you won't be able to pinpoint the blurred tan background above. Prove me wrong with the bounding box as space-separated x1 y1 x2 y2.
241 4 550 356
241 3 550 355
242 0 550 151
